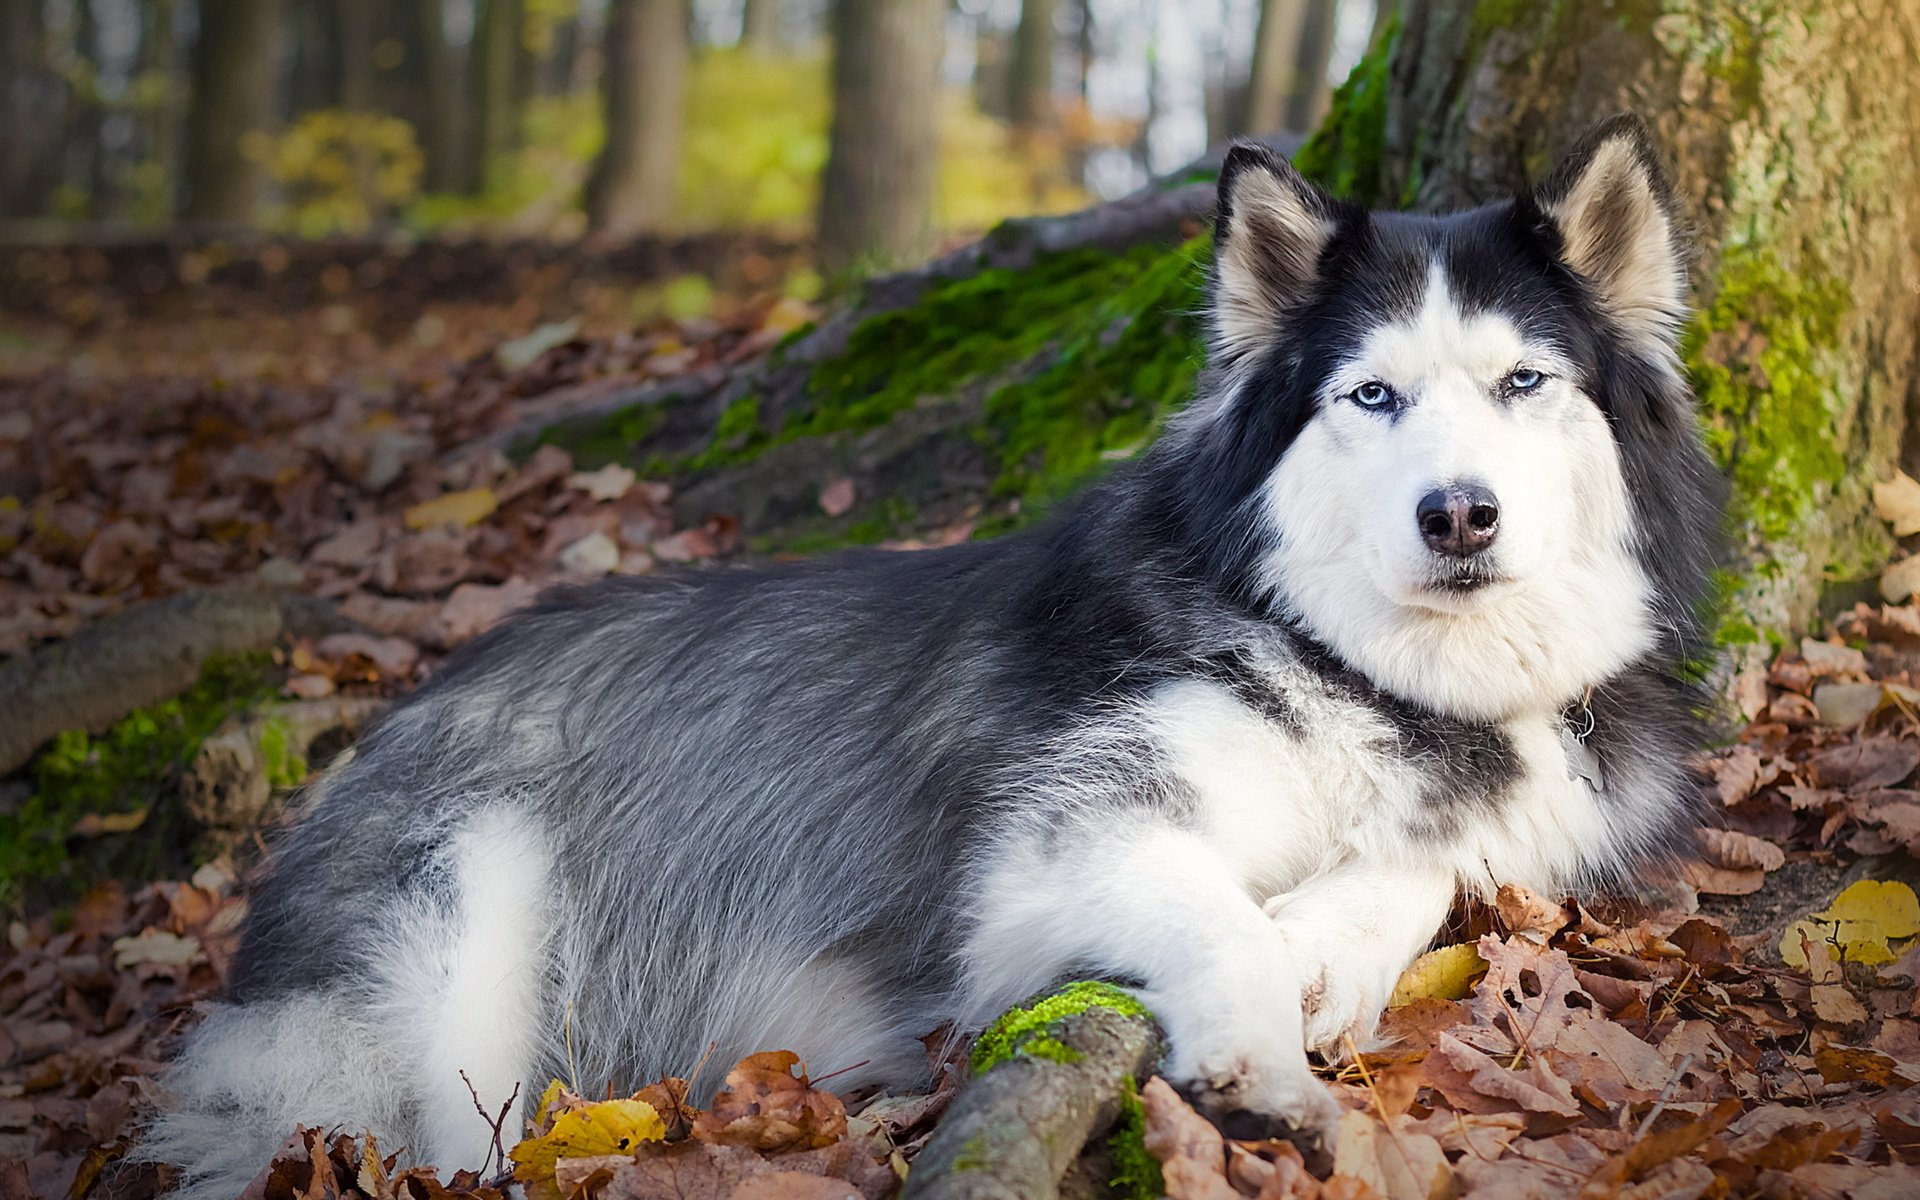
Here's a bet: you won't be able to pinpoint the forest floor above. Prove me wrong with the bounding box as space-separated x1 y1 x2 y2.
4 256 1920 1199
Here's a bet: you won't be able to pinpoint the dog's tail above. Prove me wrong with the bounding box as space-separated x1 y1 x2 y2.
134 993 414 1200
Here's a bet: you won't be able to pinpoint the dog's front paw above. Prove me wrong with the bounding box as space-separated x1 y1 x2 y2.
1169 1051 1340 1174
1270 920 1402 1060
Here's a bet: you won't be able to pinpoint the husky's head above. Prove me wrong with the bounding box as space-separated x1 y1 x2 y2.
1174 116 1721 721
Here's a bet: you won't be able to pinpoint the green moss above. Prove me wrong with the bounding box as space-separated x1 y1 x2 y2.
1106 1075 1164 1200
1293 15 1398 204
257 718 309 792
531 401 663 470
1469 0 1531 41
971 980 1154 1075
1683 245 1850 551
685 392 767 472
2 653 280 909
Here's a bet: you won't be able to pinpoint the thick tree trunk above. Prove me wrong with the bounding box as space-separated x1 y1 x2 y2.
182 0 285 222
1008 0 1057 133
741 0 782 54
1333 0 1920 651
586 0 688 236
817 0 944 271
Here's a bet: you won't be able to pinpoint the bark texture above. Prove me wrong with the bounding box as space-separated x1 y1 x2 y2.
587 0 689 236
817 0 944 271
182 0 286 222
1354 0 1920 649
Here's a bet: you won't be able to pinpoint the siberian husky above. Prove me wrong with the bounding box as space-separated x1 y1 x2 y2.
144 114 1722 1193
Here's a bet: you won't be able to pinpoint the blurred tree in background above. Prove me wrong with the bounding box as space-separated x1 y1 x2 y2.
0 0 1379 248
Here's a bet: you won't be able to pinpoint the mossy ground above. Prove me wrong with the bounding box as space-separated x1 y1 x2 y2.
1 653 285 912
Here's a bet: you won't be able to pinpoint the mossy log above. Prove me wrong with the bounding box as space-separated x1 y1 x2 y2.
0 588 352 776
905 984 1165 1200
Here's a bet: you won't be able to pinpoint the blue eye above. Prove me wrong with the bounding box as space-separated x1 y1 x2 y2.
1507 368 1544 392
1351 381 1395 410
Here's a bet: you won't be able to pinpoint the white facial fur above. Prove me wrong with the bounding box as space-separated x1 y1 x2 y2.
1258 261 1655 721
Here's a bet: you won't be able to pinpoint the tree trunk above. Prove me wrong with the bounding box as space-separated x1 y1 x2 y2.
817 0 944 271
1283 0 1336 133
1313 0 1920 652
741 0 781 54
469 0 522 192
1368 0 1398 50
182 0 286 222
334 0 378 113
585 0 688 236
0 1 57 217
1243 0 1305 137
415 0 465 192
139 0 182 221
1007 0 1057 133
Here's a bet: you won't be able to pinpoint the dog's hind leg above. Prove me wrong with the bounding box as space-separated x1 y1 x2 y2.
373 806 554 1172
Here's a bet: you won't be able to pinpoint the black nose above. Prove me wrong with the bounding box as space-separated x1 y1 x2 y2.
1417 483 1500 557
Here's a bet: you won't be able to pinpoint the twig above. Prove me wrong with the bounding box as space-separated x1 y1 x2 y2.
1347 1033 1455 1192
1631 1054 1693 1140
460 1070 521 1176
810 1058 874 1088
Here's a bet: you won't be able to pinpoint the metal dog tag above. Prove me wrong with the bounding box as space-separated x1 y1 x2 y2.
1561 716 1604 793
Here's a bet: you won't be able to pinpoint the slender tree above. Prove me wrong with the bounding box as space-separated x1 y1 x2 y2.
741 0 782 54
468 0 523 191
335 0 378 112
817 0 945 270
139 0 183 220
0 0 64 218
416 0 466 191
1242 0 1302 136
183 0 286 221
1007 0 1057 133
1284 0 1337 133
585 0 689 236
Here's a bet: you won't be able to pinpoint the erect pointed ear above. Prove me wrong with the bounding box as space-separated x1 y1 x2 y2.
1536 115 1689 351
1211 142 1338 362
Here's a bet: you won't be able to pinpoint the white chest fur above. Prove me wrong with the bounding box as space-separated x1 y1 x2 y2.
1145 677 1605 903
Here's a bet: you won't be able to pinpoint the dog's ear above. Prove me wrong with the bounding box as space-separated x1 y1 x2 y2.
1211 142 1337 362
1536 115 1688 352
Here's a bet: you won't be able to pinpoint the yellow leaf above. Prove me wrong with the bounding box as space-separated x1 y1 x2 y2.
1389 943 1486 1008
1780 880 1920 968
757 296 817 337
509 1098 665 1200
1816 879 1920 939
404 487 497 531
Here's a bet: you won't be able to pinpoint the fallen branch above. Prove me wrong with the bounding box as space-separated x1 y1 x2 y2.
0 588 354 775
904 1002 1163 1200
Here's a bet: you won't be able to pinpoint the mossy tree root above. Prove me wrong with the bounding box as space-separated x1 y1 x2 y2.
905 988 1163 1200
0 588 352 776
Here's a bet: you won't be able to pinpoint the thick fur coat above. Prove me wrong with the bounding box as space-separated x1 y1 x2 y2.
143 115 1724 1193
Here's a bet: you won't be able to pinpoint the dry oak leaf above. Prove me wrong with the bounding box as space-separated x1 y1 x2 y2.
1494 884 1573 942
1808 737 1920 792
1139 1076 1241 1200
1875 471 1920 536
1697 828 1786 872
1330 1110 1448 1200
689 1050 847 1153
